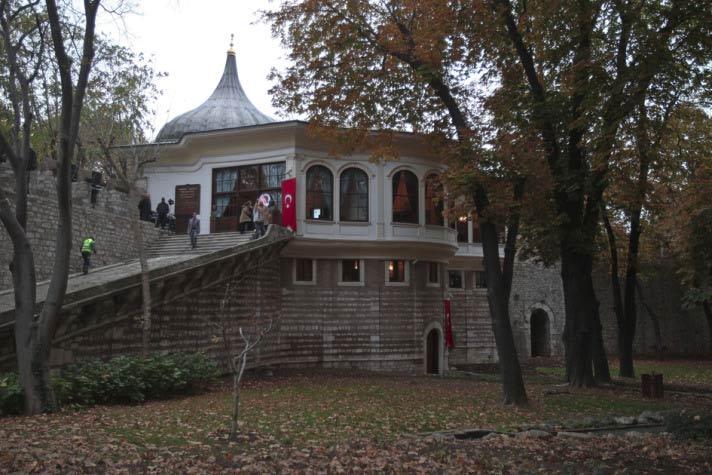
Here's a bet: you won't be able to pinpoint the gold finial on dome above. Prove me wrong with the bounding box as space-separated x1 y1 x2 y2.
227 34 235 55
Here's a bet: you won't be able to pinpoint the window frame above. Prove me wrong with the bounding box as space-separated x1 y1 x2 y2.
425 174 444 226
475 270 487 289
338 259 365 286
305 165 334 222
426 262 440 287
211 162 285 227
391 169 419 224
339 167 369 223
447 270 465 290
293 258 316 285
384 259 410 287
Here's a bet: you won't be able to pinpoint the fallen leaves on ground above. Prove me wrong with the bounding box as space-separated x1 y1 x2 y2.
1 368 711 473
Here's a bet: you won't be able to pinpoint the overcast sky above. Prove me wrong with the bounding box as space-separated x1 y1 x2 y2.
100 0 291 138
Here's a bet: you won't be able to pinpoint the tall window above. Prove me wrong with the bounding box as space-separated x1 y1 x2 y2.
428 262 439 285
341 259 362 282
211 162 285 232
306 165 333 221
475 271 487 289
392 170 419 224
425 174 444 226
387 260 406 283
340 168 368 222
213 168 238 218
455 216 469 243
448 270 464 289
295 258 315 283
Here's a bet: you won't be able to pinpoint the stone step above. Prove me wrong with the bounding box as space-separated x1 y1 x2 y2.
146 231 259 257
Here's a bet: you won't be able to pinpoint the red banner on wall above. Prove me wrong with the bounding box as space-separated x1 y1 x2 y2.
281 177 297 232
443 299 454 349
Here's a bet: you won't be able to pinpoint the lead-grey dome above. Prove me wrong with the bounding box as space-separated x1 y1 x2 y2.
155 51 274 142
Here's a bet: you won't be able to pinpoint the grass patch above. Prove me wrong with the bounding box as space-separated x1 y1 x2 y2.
2 371 710 473
537 359 712 388
51 372 693 449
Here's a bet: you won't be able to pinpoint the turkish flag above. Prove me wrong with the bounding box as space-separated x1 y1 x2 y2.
443 299 454 349
281 177 297 232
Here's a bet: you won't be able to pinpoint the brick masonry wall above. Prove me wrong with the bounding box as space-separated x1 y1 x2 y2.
47 259 282 371
280 260 445 372
0 168 162 290
30 259 506 373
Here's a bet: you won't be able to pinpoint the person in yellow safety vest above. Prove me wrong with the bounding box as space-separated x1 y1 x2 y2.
80 236 96 275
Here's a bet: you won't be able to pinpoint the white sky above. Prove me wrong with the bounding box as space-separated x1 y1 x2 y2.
99 0 291 138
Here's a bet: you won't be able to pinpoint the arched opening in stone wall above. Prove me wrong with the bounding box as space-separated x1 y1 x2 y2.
426 329 441 374
530 309 551 357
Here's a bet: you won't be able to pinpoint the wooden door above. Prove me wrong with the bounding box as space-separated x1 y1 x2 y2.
426 329 439 374
175 184 200 234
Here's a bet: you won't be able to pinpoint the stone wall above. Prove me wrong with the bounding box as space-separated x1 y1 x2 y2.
279 260 498 371
508 258 566 359
0 167 162 290
5 258 512 373
47 259 283 371
594 265 709 355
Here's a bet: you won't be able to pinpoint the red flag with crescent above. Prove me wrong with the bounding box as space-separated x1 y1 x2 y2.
443 299 454 349
281 177 297 232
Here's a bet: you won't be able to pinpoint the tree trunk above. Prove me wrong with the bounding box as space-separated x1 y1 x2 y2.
479 217 527 405
703 301 712 353
560 248 597 387
31 130 73 413
636 279 663 355
11 241 42 413
591 309 612 383
230 370 241 440
230 353 248 440
130 188 152 356
601 204 630 378
617 103 653 378
0 169 42 413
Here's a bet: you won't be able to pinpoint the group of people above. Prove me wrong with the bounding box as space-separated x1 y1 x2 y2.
238 198 271 238
78 195 272 276
138 194 175 231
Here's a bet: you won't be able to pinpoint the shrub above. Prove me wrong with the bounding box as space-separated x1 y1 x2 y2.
55 352 218 406
0 373 24 416
0 352 218 416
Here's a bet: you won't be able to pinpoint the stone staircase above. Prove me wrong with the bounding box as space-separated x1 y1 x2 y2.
146 230 257 258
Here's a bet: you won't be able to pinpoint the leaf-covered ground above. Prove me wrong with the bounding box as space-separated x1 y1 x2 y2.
2 364 711 473
537 357 712 388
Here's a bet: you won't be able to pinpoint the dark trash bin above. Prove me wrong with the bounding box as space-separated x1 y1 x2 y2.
641 373 663 398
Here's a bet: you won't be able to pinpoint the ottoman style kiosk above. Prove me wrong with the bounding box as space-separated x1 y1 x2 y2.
143 42 565 374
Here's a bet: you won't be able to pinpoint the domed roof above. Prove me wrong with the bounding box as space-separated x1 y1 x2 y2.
155 51 274 142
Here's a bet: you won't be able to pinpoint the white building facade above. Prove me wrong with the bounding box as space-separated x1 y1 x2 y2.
143 48 565 373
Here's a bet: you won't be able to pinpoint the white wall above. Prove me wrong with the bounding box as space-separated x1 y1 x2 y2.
145 148 293 235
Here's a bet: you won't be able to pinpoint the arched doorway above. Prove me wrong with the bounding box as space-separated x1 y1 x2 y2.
426 329 440 374
530 309 551 357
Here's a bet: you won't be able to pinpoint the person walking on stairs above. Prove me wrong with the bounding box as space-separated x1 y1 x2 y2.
239 200 253 234
80 236 96 275
188 212 200 249
253 201 266 238
156 197 169 229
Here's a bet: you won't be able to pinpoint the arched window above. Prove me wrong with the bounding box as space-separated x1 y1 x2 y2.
305 165 333 221
392 170 419 224
425 174 444 226
340 167 369 222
